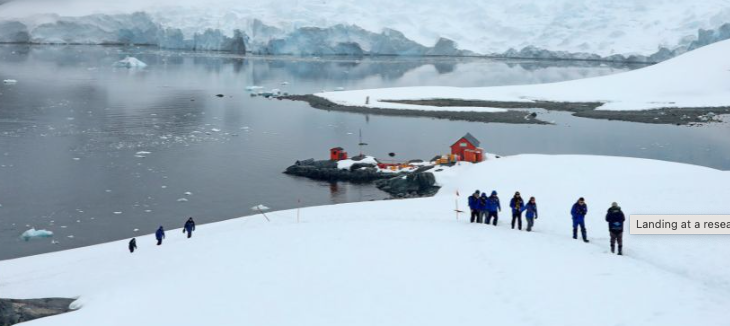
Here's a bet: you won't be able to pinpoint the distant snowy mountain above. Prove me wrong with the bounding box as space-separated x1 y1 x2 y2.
1 0 730 60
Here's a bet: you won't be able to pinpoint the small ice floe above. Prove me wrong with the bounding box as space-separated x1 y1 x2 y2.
3 79 18 84
67 235 75 239
60 226 67 228
177 198 189 202
161 185 167 189
113 56 147 68
136 151 151 156
184 191 193 196
113 211 122 215
245 86 264 91
144 210 152 213
334 87 345 91
106 189 112 193
134 228 139 232
281 81 289 86
73 157 80 161
211 128 221 132
21 228 53 241
251 204 270 211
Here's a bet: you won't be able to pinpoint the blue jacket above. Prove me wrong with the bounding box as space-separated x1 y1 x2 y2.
486 194 501 212
605 207 625 231
510 197 524 214
184 220 196 232
478 194 488 211
155 227 165 240
525 202 538 219
468 195 479 210
571 203 588 221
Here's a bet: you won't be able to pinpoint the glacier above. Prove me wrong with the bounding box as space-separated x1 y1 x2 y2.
1 0 730 61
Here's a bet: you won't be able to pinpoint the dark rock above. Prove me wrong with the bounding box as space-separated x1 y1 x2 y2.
0 298 76 326
375 171 439 197
215 94 224 97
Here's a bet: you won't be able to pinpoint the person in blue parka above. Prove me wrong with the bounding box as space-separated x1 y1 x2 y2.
155 226 166 245
525 197 538 232
571 197 589 242
510 191 525 230
485 190 501 226
183 217 196 238
605 202 625 255
477 192 488 224
468 190 480 223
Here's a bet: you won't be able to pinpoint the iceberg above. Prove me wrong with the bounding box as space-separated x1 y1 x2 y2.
21 228 54 241
113 56 147 68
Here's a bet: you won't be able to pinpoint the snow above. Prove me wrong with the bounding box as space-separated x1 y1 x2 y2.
112 56 147 68
318 40 730 111
2 0 730 56
336 155 379 170
20 228 54 240
1 154 729 326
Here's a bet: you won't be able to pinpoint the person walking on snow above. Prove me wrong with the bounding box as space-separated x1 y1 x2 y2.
605 202 625 255
510 192 525 230
478 192 488 224
155 226 165 245
485 190 501 226
183 217 196 238
468 190 480 223
571 198 589 242
128 238 137 253
525 197 538 232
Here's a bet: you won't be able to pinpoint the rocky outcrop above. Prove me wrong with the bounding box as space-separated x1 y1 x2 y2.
375 170 440 197
284 159 396 183
0 298 76 326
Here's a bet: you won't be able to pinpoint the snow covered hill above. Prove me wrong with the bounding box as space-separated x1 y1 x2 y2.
318 39 730 111
1 155 729 326
1 0 730 59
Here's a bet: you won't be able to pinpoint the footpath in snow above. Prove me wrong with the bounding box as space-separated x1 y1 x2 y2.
318 39 730 113
1 155 729 326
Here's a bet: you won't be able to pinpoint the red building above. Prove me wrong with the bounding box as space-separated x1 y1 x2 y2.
330 147 348 161
450 133 484 163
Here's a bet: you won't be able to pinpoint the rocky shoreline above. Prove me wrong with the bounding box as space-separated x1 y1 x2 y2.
279 95 547 125
0 298 76 326
284 159 440 198
282 95 730 125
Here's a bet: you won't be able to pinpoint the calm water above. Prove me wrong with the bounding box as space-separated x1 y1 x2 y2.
1 45 729 260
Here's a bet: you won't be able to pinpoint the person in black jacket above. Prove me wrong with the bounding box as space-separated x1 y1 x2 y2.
468 190 480 223
605 202 625 255
128 238 137 253
183 217 196 238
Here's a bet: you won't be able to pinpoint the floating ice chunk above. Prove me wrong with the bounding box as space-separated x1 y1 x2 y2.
105 189 112 193
114 56 147 68
281 81 289 85
21 228 53 240
184 191 193 196
251 204 270 211
67 235 75 239
245 86 264 91
136 151 151 155
113 211 122 215
211 128 221 132
73 157 80 161
3 79 18 84
161 185 167 189
144 210 152 213
134 228 139 232
334 87 345 91
177 198 189 202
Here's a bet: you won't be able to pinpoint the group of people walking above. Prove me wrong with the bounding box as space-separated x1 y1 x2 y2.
468 191 625 255
128 217 197 253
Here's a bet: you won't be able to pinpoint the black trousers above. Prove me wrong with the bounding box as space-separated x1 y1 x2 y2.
470 210 479 223
610 230 623 249
486 211 499 225
511 211 522 230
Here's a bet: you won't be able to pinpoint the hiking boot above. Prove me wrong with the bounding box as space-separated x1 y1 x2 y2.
611 246 615 253
583 239 590 243
618 247 623 255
